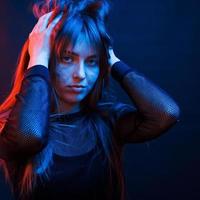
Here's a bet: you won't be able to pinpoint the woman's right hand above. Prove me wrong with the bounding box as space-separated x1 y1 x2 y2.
27 11 62 69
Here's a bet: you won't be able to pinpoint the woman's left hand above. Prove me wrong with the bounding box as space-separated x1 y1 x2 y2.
108 48 120 68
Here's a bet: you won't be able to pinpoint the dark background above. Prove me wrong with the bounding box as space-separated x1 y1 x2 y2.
0 0 199 199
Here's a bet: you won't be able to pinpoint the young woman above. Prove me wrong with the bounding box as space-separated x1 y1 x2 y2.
0 0 180 199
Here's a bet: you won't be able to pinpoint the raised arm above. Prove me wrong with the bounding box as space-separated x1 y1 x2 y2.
0 11 63 160
0 66 51 160
108 50 180 144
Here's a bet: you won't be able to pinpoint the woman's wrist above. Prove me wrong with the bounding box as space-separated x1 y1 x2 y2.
111 61 134 82
27 56 49 69
109 57 120 68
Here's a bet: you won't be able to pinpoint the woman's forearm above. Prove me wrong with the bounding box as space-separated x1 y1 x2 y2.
110 61 180 143
0 65 51 159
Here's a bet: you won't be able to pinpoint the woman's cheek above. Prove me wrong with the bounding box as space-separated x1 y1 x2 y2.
87 67 100 85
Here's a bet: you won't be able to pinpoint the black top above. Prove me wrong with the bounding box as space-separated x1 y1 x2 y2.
31 108 121 200
0 61 180 200
32 138 118 200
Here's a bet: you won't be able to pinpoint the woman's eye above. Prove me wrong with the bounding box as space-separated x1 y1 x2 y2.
63 56 73 63
87 59 98 66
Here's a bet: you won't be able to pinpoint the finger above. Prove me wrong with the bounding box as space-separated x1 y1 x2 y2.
36 11 54 32
47 7 62 27
48 13 62 28
29 11 54 35
47 13 63 35
108 48 114 56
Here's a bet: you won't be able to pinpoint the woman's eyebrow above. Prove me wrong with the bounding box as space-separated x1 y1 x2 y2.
65 50 98 58
65 50 78 56
87 55 98 59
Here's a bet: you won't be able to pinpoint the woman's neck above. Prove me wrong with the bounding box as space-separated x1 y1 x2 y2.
58 100 81 114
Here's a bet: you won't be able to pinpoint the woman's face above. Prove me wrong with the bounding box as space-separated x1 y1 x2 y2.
53 33 100 112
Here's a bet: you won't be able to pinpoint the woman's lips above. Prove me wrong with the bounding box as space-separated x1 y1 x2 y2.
69 85 86 88
66 85 86 93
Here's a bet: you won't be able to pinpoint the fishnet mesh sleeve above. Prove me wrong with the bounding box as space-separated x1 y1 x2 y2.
109 61 181 145
0 65 51 160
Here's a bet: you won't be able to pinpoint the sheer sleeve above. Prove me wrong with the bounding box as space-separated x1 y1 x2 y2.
0 65 51 160
108 61 181 145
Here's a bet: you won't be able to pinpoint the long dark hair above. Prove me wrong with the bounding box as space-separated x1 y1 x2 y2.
0 1 126 199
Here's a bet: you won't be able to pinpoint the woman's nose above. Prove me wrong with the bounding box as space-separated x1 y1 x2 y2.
72 61 86 80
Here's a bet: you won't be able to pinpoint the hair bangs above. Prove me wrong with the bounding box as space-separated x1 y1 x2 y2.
54 14 103 64
54 15 83 63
